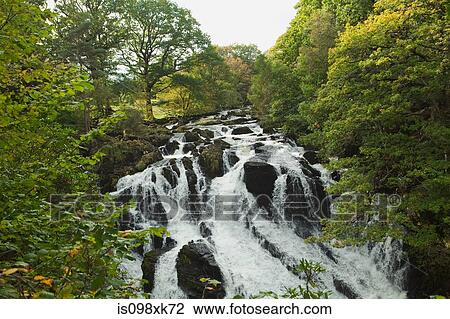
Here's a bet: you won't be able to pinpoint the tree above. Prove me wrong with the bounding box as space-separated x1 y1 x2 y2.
121 0 209 120
217 44 261 106
53 0 125 129
160 46 240 116
218 44 261 68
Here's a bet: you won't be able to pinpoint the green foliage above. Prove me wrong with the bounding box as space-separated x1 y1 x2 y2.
160 46 240 116
0 0 166 298
218 44 262 104
310 0 449 247
252 259 331 299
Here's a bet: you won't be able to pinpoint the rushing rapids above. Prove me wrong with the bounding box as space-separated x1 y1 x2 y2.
115 109 408 299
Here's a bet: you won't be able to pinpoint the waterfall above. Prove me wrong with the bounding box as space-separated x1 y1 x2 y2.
115 109 407 299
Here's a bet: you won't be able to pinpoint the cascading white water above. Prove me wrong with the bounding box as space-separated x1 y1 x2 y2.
116 110 407 299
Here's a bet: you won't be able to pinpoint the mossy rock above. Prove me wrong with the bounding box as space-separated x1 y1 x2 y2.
184 131 202 143
135 151 163 172
198 144 225 179
96 140 161 192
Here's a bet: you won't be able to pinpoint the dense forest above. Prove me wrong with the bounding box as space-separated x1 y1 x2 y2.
0 0 449 298
250 0 449 297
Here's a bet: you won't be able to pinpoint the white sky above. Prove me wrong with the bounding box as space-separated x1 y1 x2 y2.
47 0 298 51
173 0 298 51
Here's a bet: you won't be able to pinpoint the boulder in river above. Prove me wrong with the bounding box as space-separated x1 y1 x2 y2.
183 143 196 154
227 151 240 169
232 127 254 135
184 131 202 143
182 157 198 195
333 277 360 299
244 161 278 210
199 221 213 239
199 144 225 179
176 240 225 299
193 128 215 139
164 140 180 155
142 247 173 294
244 161 278 197
303 150 320 165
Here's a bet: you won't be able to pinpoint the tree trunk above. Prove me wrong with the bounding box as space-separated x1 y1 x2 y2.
146 83 155 121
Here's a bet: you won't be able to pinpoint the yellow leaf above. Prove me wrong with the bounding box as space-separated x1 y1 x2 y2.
41 278 54 287
34 275 46 281
68 246 81 258
17 268 29 273
2 268 18 276
118 230 133 238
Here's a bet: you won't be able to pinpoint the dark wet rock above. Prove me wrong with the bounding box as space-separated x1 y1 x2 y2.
138 190 168 224
318 243 338 264
162 167 178 188
227 151 239 168
298 158 321 179
244 161 278 210
176 240 225 299
183 143 196 154
152 235 177 250
174 125 188 133
284 171 331 222
306 178 331 219
303 151 320 165
244 161 277 196
199 221 213 238
331 170 341 182
182 158 198 195
262 127 276 134
164 140 180 155
142 247 174 293
182 157 193 171
118 210 135 231
252 226 286 261
193 128 215 139
232 126 254 135
228 109 248 117
199 144 225 179
252 142 265 153
115 187 133 205
184 131 202 143
333 278 360 299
